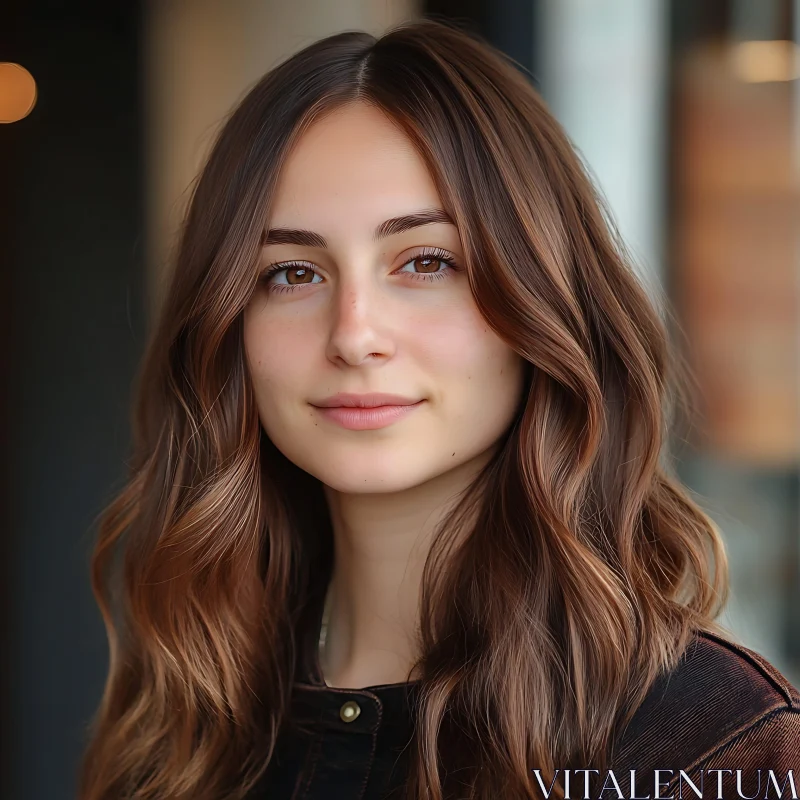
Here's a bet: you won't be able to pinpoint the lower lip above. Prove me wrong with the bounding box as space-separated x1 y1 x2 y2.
313 401 424 431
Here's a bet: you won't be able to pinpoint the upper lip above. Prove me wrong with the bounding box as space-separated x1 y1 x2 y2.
312 393 422 408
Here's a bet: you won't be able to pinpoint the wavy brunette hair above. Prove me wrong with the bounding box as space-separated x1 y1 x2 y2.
79 18 728 800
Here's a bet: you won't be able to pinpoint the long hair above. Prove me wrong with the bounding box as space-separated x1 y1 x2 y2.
79 18 728 800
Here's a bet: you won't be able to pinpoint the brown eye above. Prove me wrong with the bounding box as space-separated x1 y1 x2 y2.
396 249 459 282
285 266 315 284
411 256 443 274
260 262 323 291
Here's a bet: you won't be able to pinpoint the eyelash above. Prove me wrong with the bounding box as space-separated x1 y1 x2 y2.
258 247 461 295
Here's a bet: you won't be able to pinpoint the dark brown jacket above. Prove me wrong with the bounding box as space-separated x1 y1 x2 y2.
253 630 800 799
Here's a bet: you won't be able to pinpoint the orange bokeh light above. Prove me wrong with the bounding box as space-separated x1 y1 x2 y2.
0 62 37 123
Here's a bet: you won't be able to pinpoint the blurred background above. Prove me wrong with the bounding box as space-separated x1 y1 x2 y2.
1 0 798 797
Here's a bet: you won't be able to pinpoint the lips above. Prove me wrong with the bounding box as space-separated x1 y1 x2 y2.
312 393 421 409
310 394 425 431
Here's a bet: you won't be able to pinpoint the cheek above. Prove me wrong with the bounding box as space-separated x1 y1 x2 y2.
243 314 315 402
412 304 521 393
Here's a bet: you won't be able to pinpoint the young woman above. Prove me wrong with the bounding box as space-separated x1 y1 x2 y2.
79 18 799 800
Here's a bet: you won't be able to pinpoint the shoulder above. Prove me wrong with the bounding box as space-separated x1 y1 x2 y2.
614 630 800 770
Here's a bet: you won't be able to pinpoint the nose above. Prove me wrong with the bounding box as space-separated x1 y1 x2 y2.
325 279 396 367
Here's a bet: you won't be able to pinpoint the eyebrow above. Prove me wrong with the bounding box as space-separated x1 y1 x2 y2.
261 208 455 248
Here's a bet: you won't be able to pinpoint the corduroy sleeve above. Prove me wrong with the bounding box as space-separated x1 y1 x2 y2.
663 707 800 799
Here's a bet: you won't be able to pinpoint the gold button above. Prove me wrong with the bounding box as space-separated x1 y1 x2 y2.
339 700 361 723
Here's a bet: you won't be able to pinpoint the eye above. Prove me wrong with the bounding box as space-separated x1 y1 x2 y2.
395 247 460 281
259 262 323 293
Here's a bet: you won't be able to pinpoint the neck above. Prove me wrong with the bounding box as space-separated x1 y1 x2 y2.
319 450 492 689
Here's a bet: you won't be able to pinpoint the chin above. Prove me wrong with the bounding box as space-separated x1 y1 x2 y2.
314 463 432 495
289 444 439 495
325 477 422 495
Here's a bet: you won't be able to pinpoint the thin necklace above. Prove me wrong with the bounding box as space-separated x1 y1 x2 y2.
317 586 333 684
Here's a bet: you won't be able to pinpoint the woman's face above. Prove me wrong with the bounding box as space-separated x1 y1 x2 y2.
243 101 526 494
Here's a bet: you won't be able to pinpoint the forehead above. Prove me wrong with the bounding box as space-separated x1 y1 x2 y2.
268 101 443 229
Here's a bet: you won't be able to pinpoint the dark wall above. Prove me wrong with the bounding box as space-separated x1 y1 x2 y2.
424 0 540 82
1 2 145 797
